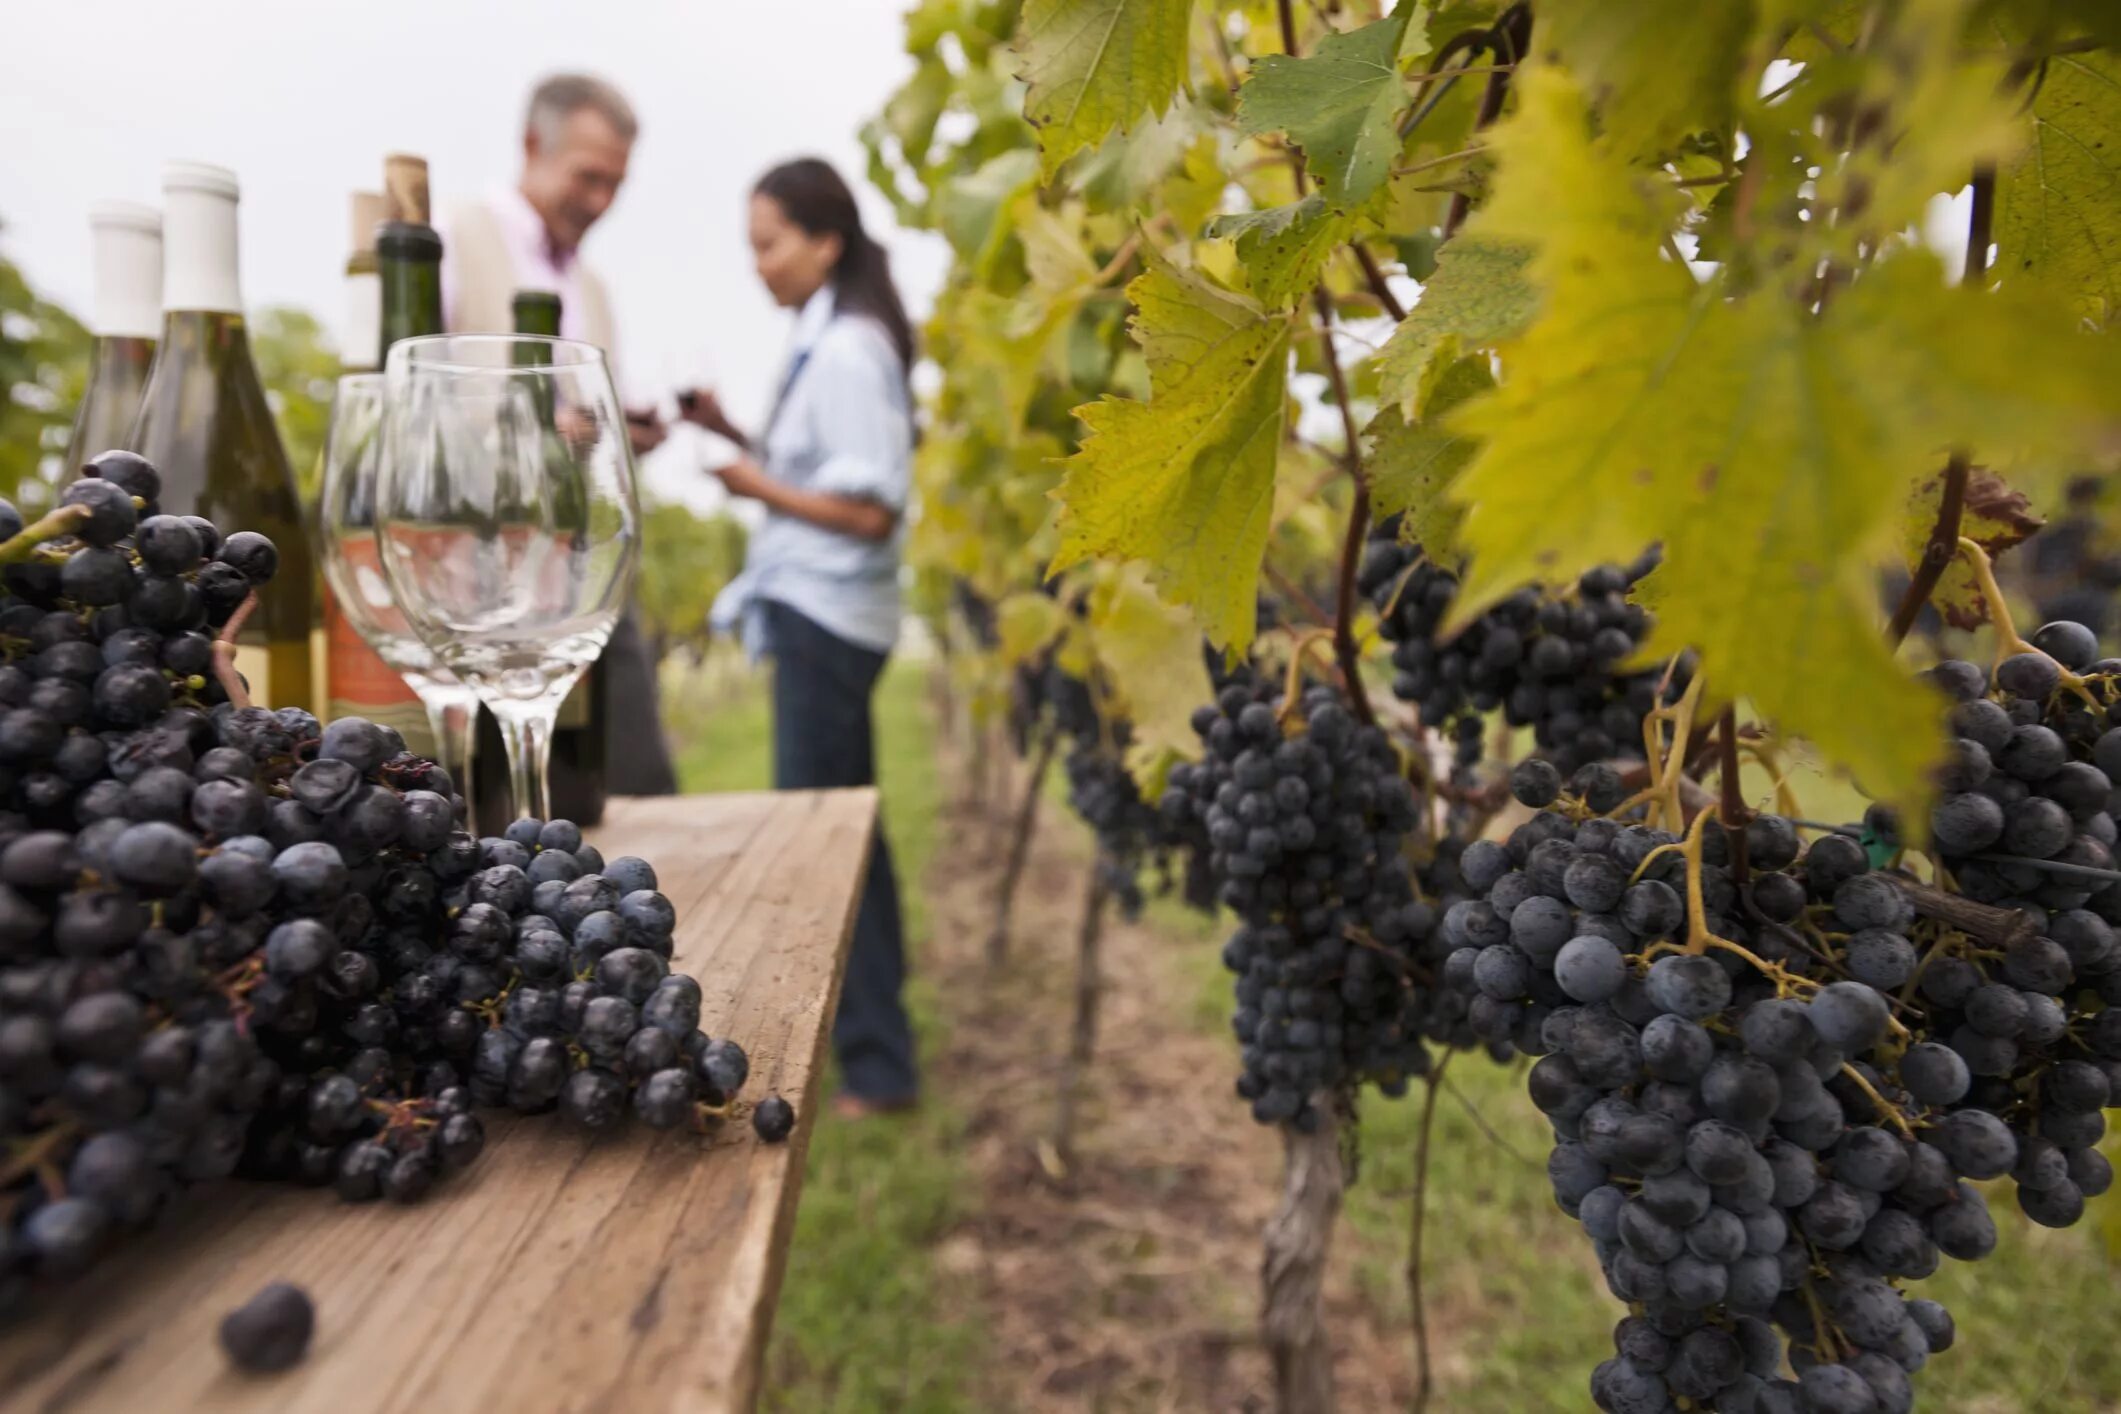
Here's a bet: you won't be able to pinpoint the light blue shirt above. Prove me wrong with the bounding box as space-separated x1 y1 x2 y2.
711 286 912 656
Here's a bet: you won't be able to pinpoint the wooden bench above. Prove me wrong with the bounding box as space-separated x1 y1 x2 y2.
0 789 875 1414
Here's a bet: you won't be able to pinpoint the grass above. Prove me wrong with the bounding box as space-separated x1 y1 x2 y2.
665 651 985 1413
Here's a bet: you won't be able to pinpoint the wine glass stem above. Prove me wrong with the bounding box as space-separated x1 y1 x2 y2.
494 704 556 822
420 693 478 825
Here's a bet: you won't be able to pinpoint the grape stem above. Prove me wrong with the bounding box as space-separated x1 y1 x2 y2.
1610 675 1706 831
1314 283 1378 729
211 592 262 710
1957 536 2098 706
1277 627 1340 725
1885 455 1970 648
1970 852 2121 885
1441 6 1528 239
1885 168 1994 646
1716 707 1753 886
0 504 91 565
1840 1061 1918 1140
0 1122 80 1190
1348 243 1407 321
1736 739 1804 819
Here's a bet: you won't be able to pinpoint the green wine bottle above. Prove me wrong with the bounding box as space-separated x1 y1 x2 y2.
61 202 162 484
129 162 319 713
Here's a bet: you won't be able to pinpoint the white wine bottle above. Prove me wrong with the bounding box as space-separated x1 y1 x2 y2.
324 155 440 746
129 162 319 713
61 202 162 482
340 190 386 374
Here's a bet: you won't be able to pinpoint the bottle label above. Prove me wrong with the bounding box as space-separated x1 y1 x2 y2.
321 530 432 753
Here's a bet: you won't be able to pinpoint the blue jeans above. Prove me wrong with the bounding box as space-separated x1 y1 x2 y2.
761 600 918 1103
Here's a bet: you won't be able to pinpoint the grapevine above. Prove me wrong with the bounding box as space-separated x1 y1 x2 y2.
867 1 2121 1409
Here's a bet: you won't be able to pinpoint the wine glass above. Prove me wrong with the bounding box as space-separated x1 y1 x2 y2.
318 372 481 819
376 334 640 823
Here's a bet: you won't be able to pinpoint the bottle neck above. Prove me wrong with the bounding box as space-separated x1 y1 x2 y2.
154 308 254 369
161 184 242 315
513 309 561 339
377 223 443 364
88 333 158 376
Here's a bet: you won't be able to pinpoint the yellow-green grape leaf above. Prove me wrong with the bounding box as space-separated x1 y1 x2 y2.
1016 0 1196 180
1092 569 1216 765
1018 198 1102 295
1208 194 1357 309
997 591 1066 665
883 57 953 167
1373 234 1536 418
1804 10 2021 263
1535 0 1752 157
1449 69 2121 813
1049 259 1294 650
937 148 1041 278
1072 102 1205 214
1995 47 2121 328
1364 353 1492 561
1899 468 2044 630
1237 5 1423 206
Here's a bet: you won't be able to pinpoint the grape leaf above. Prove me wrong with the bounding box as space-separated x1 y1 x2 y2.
883 57 953 166
1447 69 2121 811
1049 259 1294 650
1900 468 2045 630
1017 0 1196 181
1803 13 2021 263
1537 0 1752 157
1237 6 1425 205
1364 354 1493 561
1373 234 1536 418
938 149 1041 278
1092 569 1216 766
998 590 1066 664
1208 194 1356 308
1995 47 2121 327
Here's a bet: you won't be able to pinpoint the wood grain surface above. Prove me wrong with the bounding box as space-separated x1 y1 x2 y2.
0 788 875 1414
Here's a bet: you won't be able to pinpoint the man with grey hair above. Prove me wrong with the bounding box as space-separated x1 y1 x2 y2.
442 73 644 387
441 72 678 804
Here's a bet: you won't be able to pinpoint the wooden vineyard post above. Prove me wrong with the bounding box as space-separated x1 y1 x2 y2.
1262 1099 1343 1414
1048 856 1111 1171
987 722 1060 967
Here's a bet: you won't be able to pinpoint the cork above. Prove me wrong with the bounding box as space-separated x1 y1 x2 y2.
382 154 430 226
348 190 386 256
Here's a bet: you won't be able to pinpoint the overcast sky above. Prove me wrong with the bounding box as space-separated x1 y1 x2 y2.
0 0 951 512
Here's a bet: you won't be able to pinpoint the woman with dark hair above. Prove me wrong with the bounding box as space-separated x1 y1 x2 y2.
682 156 918 1116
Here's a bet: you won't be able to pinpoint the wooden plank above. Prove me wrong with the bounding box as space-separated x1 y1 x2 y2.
0 788 876 1414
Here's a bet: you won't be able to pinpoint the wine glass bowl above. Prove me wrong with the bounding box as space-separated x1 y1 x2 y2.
377 334 640 822
318 373 480 813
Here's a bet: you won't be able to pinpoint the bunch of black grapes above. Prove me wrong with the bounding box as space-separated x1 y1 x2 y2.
1161 670 1478 1129
1361 537 1678 778
1447 742 2116 1412
0 454 757 1324
1014 656 1205 918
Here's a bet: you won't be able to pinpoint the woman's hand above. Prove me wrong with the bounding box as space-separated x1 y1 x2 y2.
677 387 744 444
711 456 772 502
